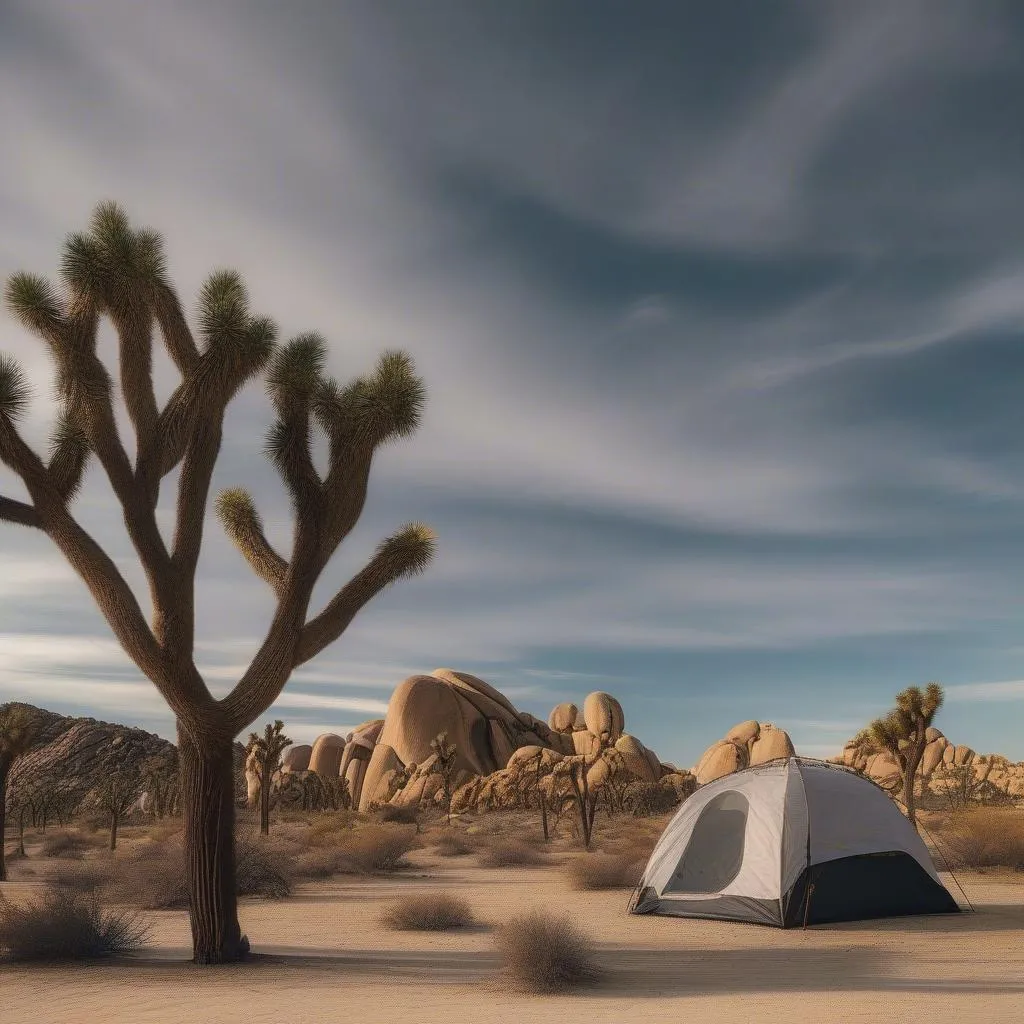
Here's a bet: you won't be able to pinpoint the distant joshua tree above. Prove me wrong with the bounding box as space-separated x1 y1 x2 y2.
246 721 292 835
0 704 41 880
97 771 140 851
856 683 944 829
430 732 458 825
0 202 435 961
553 756 600 849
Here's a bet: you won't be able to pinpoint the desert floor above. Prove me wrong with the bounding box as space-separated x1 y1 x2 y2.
3 841 1023 1024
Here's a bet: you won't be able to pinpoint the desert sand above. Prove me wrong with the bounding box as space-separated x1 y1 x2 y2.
3 845 1023 1024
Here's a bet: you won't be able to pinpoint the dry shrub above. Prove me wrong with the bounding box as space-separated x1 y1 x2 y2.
377 805 420 826
111 834 292 907
382 892 474 931
434 833 473 857
478 840 547 868
235 837 293 898
112 841 189 910
50 862 114 895
938 807 1024 870
305 810 361 844
565 852 642 890
337 824 417 873
496 911 600 993
292 847 350 881
0 889 149 962
40 832 91 860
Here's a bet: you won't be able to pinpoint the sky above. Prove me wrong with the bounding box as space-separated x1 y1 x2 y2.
2 0 1024 768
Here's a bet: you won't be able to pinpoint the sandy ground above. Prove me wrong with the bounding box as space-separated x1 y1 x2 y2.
3 843 1023 1024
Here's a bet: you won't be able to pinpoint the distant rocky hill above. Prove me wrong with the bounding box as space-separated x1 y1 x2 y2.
2 702 177 813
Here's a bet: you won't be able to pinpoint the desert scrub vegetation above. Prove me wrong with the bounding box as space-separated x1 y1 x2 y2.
433 832 474 857
937 807 1024 870
478 839 548 868
376 804 420 826
40 831 92 860
49 862 115 895
382 892 475 931
0 888 149 962
496 911 600 993
565 852 642 890
335 824 418 873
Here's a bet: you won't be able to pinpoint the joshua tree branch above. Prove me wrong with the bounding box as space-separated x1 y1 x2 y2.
215 489 288 596
0 416 213 729
151 282 200 376
0 495 40 528
294 523 435 667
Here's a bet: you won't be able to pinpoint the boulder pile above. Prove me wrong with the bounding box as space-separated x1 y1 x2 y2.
833 729 1024 801
288 670 696 814
692 720 796 784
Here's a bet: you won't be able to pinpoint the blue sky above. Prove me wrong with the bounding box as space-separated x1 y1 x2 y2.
2 0 1024 767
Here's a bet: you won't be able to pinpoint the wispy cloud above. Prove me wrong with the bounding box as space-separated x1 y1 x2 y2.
945 680 1024 702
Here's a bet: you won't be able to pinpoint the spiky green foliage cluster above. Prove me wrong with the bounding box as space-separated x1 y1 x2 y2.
865 683 944 759
0 354 30 422
246 720 292 775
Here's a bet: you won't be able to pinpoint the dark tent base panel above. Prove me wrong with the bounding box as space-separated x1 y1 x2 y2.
633 852 961 928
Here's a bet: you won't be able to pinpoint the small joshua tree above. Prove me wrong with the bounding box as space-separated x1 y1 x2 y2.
856 683 944 829
0 704 41 880
246 721 292 836
97 771 140 851
553 755 599 849
430 732 458 825
0 202 435 961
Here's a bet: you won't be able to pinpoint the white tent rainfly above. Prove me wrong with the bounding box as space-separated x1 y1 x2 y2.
631 757 961 927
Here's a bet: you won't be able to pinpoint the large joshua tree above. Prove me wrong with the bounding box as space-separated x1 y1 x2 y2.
0 202 435 961
0 704 41 881
856 683 944 829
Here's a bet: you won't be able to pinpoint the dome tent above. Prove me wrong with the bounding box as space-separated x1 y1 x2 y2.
631 757 960 927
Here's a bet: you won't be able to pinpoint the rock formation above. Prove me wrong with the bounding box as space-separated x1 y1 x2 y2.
693 721 796 784
833 728 1024 801
297 672 694 815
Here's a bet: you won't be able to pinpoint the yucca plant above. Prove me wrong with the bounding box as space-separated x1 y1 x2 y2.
0 704 42 881
0 202 435 962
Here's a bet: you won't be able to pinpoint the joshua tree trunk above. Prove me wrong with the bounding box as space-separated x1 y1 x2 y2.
179 726 248 964
0 760 9 881
259 763 271 836
109 812 118 851
16 805 26 857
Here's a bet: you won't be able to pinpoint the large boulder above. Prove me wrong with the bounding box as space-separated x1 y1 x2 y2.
583 692 625 744
281 744 312 773
694 740 748 785
749 723 795 766
614 734 660 783
725 720 761 747
548 703 579 733
309 734 347 777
